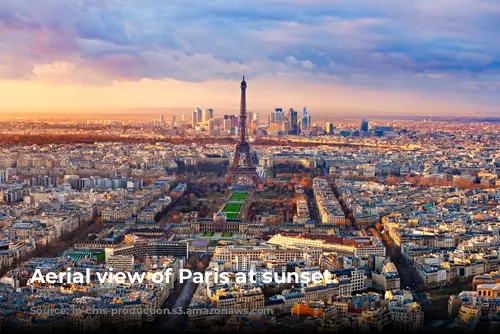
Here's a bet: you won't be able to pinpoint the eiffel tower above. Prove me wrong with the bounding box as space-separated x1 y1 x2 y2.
224 76 262 188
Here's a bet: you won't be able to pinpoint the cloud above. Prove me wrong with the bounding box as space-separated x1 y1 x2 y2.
0 0 499 108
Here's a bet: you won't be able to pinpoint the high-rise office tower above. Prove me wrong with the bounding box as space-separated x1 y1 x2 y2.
195 107 202 122
196 107 203 122
159 114 164 124
303 107 310 125
269 108 283 125
207 108 214 119
299 107 311 133
230 115 238 128
275 110 284 124
282 120 290 133
325 122 335 135
202 109 209 122
181 114 185 122
224 118 232 131
288 108 298 134
361 119 369 132
269 111 275 124
192 110 198 128
208 119 215 135
252 112 259 124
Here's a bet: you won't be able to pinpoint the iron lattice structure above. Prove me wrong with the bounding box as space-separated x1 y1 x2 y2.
224 76 262 187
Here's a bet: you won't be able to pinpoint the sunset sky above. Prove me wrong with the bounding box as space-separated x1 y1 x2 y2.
0 0 499 116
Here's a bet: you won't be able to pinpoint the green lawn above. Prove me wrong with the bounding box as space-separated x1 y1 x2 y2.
225 212 239 219
222 232 233 237
230 192 247 201
96 252 106 263
203 232 214 237
223 203 242 213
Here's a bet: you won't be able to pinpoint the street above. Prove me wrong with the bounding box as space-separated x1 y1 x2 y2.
305 188 320 224
381 232 440 324
149 253 211 330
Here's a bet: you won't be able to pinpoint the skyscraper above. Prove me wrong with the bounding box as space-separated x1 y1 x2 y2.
230 115 238 128
250 112 259 130
252 112 259 124
269 108 283 125
282 120 290 133
208 119 215 135
172 115 176 126
361 119 369 132
288 108 298 134
223 118 232 131
247 111 253 123
325 122 335 135
195 107 203 122
207 108 214 119
159 114 164 124
299 107 311 134
202 109 209 122
275 108 284 124
192 110 198 128
196 108 203 122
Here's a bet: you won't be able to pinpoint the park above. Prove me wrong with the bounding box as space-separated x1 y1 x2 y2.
222 202 243 219
229 191 247 201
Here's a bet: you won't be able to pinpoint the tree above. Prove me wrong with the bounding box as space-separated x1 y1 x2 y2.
387 174 399 185
301 176 313 189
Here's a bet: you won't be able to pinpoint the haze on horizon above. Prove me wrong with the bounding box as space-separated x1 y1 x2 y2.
0 0 499 117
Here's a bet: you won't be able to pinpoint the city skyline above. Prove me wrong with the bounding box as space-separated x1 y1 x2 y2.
1 2 500 333
1 0 500 116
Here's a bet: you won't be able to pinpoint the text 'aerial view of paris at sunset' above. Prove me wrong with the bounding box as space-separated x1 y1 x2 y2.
0 1 499 333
